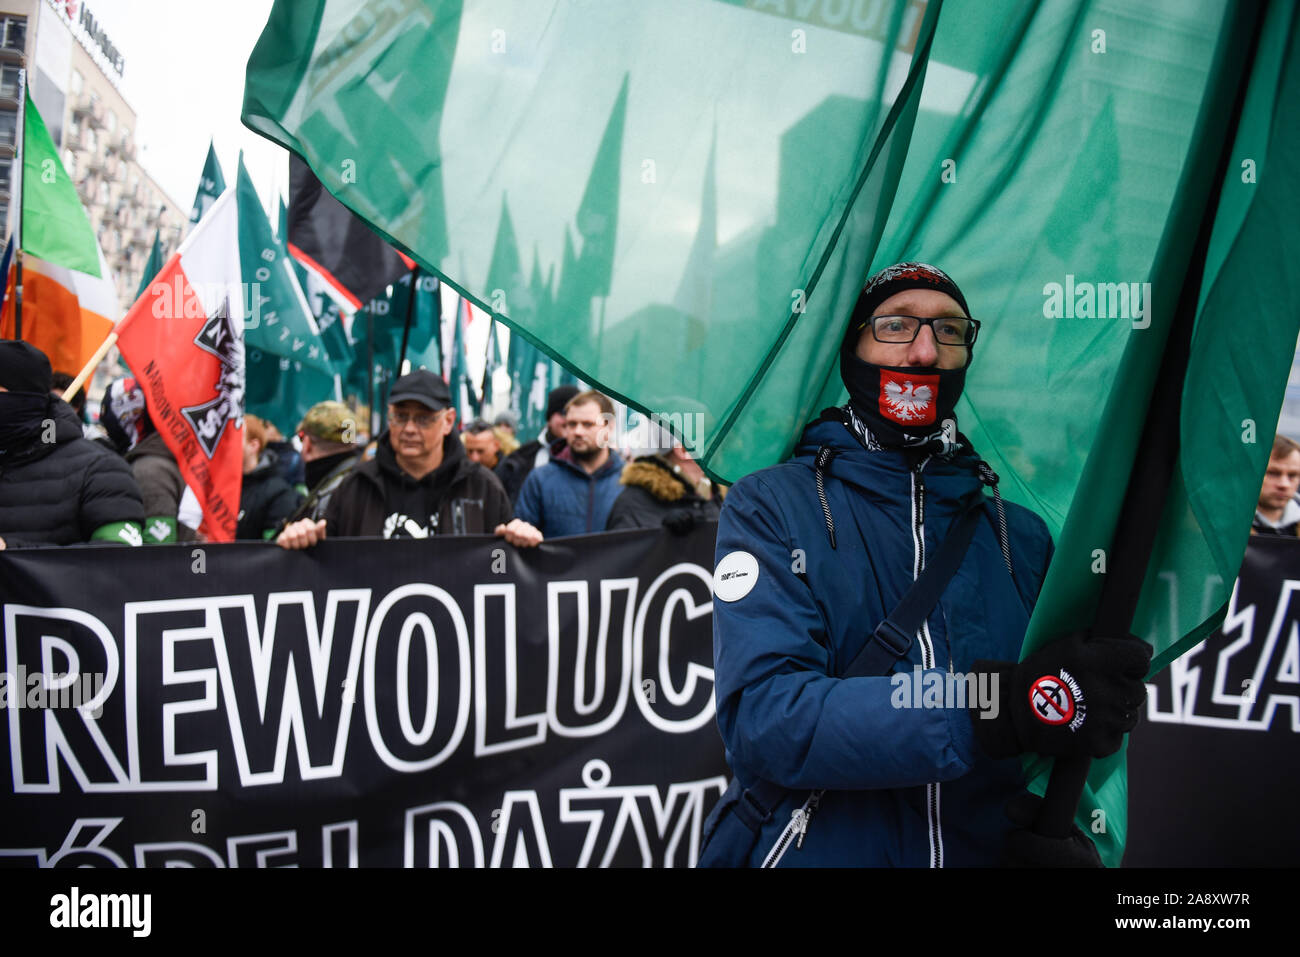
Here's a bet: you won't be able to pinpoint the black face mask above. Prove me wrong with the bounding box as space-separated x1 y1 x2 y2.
839 329 972 455
0 392 51 456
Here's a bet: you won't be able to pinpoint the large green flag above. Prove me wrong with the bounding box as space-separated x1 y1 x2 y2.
244 0 1300 864
236 155 339 435
19 89 99 276
189 140 227 229
133 229 165 304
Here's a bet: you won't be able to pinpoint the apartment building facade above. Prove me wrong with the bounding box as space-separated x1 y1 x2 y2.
1 0 186 309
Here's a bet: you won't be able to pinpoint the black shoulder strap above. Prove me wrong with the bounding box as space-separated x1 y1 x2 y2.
840 496 985 680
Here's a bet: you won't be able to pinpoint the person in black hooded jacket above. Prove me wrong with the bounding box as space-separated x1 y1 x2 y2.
236 415 303 540
0 341 144 548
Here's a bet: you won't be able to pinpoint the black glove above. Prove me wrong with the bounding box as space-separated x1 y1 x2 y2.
1002 791 1103 867
662 508 697 536
971 630 1152 759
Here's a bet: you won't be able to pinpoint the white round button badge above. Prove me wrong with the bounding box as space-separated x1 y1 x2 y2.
713 550 760 602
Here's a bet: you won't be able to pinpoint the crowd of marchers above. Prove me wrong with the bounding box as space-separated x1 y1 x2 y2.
5 258 1297 870
3 333 1298 554
0 339 723 551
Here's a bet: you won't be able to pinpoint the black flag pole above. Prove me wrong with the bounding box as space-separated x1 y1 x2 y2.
364 303 376 440
396 264 419 375
1034 0 1269 841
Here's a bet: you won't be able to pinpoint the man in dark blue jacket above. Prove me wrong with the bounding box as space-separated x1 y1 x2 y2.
515 390 624 538
704 263 1150 868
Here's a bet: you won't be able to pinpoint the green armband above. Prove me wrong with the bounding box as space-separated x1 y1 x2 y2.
90 521 144 546
142 516 179 544
262 528 278 541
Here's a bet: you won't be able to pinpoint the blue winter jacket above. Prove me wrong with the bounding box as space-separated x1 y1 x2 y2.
515 448 626 538
710 416 1053 867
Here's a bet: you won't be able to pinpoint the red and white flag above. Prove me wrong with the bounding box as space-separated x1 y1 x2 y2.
115 191 245 542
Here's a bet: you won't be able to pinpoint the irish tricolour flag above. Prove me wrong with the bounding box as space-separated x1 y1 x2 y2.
115 190 247 543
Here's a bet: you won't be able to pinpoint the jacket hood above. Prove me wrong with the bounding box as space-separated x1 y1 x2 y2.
791 412 1008 562
5 398 83 466
792 414 984 501
620 456 692 503
370 430 475 489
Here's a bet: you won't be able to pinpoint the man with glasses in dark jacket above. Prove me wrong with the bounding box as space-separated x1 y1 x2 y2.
276 370 540 548
701 263 1151 868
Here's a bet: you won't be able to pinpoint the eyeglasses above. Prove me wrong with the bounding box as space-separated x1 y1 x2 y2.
390 410 441 428
860 315 980 347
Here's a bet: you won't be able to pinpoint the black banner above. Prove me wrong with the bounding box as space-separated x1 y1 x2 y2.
0 527 727 867
1127 535 1300 865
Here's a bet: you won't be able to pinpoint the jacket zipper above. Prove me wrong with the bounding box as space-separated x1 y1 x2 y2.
911 458 944 869
760 790 821 868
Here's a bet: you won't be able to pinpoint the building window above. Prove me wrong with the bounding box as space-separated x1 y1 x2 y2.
0 158 10 193
1 17 25 53
106 110 116 134
70 70 83 96
63 149 75 176
0 65 19 100
0 110 15 149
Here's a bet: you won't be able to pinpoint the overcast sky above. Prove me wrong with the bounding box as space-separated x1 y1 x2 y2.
87 0 284 218
78 0 509 392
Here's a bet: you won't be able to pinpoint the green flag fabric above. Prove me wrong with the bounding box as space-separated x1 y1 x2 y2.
376 269 442 423
236 155 339 435
289 251 363 402
505 323 545 440
245 0 1300 865
133 229 165 304
19 89 100 277
189 140 228 229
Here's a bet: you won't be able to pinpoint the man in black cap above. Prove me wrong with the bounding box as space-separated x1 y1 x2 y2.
700 262 1150 868
495 384 579 504
0 341 145 548
276 369 541 548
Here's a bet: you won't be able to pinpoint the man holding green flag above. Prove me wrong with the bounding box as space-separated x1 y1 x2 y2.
701 262 1150 867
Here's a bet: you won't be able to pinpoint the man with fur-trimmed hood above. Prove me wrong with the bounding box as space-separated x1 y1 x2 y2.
606 419 722 534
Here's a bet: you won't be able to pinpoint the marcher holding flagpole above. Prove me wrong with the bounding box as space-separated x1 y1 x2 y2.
700 263 1150 868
